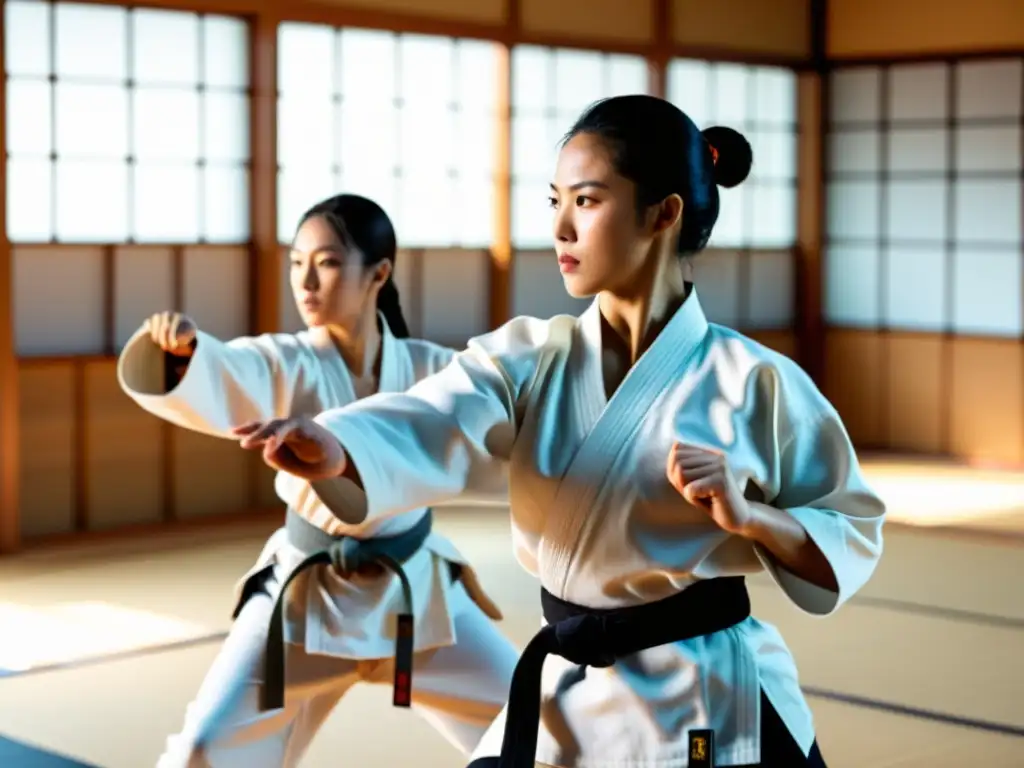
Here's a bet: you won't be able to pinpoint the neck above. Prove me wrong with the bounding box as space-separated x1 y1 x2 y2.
324 311 382 381
599 253 687 363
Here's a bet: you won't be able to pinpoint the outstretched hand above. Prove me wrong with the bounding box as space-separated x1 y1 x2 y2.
233 417 348 481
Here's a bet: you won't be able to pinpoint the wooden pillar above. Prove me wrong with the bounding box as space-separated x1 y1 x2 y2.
0 14 20 554
795 0 828 383
250 10 280 337
648 0 671 97
489 0 518 331
246 10 280 508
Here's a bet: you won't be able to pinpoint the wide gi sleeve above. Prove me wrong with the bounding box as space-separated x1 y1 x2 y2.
117 325 317 439
756 401 887 617
311 316 552 524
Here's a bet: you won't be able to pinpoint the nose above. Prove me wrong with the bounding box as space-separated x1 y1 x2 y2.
301 265 319 292
553 204 575 245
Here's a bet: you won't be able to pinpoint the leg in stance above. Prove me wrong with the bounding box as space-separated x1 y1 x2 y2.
368 580 520 756
462 691 827 768
754 690 827 768
158 589 362 768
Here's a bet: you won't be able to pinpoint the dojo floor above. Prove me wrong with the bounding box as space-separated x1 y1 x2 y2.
2 456 1024 767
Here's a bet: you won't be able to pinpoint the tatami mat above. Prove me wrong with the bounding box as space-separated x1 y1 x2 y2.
1 468 1023 766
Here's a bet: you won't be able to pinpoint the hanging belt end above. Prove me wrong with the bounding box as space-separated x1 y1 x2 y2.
392 613 415 708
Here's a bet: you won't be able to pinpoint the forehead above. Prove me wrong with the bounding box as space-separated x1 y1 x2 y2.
293 215 345 251
553 132 617 184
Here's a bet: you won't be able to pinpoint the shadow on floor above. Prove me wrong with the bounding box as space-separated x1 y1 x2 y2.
0 734 100 767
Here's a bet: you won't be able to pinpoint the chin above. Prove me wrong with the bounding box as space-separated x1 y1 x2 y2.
561 275 599 300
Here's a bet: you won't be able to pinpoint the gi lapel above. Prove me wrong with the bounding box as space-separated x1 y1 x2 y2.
307 326 357 408
541 291 710 594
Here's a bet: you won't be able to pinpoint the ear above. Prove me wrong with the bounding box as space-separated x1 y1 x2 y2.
369 258 392 288
650 194 684 236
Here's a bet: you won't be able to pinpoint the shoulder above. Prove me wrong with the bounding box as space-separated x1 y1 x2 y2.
453 314 576 391
467 313 576 362
707 324 837 423
225 331 319 366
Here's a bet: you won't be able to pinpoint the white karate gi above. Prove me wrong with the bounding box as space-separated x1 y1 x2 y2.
309 292 887 767
117 315 517 767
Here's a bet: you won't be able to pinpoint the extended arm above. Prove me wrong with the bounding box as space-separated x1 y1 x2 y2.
117 325 312 438
304 316 560 524
311 344 518 524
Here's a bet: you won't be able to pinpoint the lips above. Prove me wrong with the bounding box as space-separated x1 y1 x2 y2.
558 254 579 266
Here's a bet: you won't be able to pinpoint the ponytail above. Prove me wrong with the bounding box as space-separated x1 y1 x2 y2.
377 276 410 339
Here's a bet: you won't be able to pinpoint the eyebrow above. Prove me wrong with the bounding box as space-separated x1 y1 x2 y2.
549 180 610 192
289 246 343 257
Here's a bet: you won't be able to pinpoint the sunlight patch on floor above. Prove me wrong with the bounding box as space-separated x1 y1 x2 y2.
0 601 211 673
862 459 1024 526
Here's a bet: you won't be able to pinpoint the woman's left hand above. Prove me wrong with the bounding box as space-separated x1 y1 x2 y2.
666 441 754 536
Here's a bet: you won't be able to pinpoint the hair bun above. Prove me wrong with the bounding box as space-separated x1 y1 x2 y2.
701 126 752 189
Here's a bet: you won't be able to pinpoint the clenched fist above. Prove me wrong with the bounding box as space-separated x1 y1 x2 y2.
666 441 753 536
233 417 349 481
144 311 197 357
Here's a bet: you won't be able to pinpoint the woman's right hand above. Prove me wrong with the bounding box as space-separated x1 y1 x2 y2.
233 417 349 481
144 311 197 357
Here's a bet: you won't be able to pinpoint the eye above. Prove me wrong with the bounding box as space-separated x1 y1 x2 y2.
547 196 558 209
318 257 341 268
575 195 592 207
289 259 302 268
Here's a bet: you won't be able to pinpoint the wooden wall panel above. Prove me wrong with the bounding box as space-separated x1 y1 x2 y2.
948 337 1024 467
255 461 281 510
828 0 1024 59
822 332 1024 467
83 361 164 530
113 247 175 350
671 0 811 59
420 249 490 347
511 249 590 319
172 429 252 520
823 329 885 446
18 365 75 539
521 0 652 44
13 246 107 356
182 246 250 340
885 334 943 454
745 330 798 360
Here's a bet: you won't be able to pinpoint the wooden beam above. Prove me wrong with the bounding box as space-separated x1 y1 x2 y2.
62 0 815 68
0 18 19 554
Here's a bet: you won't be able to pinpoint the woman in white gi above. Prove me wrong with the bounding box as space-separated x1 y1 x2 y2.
117 193 519 767
234 97 887 767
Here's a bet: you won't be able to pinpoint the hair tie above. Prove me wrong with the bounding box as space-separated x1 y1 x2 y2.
707 142 719 166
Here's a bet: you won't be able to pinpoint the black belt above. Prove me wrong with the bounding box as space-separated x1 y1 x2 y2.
496 576 751 768
259 509 433 712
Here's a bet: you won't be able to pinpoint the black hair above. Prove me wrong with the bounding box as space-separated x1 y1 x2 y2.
562 94 753 257
296 193 410 338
